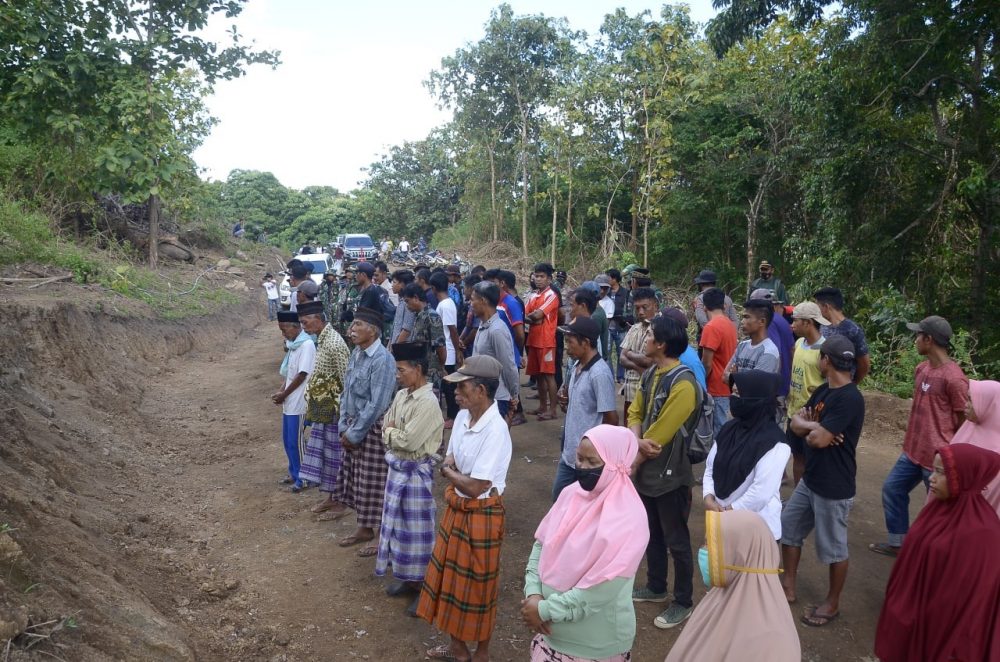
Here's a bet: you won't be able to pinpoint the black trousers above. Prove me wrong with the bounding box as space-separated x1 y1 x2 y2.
443 364 460 420
640 487 694 607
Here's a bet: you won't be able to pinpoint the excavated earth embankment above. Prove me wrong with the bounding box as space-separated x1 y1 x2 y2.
0 296 264 661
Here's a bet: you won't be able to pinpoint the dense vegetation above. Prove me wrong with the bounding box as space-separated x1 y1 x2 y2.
1 1 998 376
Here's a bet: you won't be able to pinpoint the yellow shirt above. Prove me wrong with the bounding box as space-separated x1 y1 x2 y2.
382 383 444 459
787 336 825 417
628 360 697 447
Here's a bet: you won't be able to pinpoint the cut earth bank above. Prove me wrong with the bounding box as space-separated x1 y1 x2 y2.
0 284 922 661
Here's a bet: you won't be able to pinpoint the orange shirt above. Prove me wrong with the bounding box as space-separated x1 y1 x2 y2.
700 315 737 397
525 287 559 348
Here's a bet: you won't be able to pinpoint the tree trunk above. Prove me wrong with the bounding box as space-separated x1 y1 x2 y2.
520 131 529 259
565 153 573 240
488 145 498 242
550 175 558 266
148 192 160 269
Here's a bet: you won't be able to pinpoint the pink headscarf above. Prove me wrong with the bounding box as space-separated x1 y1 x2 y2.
533 425 650 593
950 380 1000 515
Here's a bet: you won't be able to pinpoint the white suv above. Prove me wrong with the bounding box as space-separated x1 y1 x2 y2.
279 252 334 307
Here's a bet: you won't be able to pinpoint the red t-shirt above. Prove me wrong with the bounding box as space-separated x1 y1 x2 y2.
700 315 738 397
903 360 969 468
525 287 559 348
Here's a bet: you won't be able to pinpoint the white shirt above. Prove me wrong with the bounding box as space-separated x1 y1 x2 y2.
399 240 410 252
263 281 279 300
437 297 458 365
598 296 614 318
703 442 790 540
447 403 512 498
282 336 316 415
380 277 398 306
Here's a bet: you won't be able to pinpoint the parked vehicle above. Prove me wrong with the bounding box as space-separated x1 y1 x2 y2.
279 252 334 307
343 234 377 262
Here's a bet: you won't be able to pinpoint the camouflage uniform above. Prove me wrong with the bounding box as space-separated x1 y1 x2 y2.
408 308 447 387
320 278 340 326
337 282 361 338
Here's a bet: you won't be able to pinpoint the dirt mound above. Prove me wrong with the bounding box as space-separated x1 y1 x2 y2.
0 295 267 660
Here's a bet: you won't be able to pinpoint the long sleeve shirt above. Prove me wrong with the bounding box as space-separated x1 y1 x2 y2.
627 361 696 447
338 341 396 443
703 442 790 540
382 383 444 460
523 541 636 660
472 312 520 402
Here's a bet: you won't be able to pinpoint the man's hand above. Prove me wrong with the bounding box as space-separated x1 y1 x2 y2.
703 495 724 512
556 387 568 412
271 390 286 405
638 439 662 459
340 433 357 452
520 595 551 635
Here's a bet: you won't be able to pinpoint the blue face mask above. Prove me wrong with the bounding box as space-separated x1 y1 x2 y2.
698 546 711 588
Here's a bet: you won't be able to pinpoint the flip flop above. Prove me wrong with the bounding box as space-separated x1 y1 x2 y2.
311 501 335 514
338 533 374 548
868 542 900 558
426 644 470 662
536 412 557 421
801 605 840 627
358 542 379 558
316 509 351 522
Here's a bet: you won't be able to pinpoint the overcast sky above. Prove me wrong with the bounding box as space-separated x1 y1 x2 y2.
192 1 718 193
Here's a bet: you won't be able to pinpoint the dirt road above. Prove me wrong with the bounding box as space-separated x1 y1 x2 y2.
117 317 922 662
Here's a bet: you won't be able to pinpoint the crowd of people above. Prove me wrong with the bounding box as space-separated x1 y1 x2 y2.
261 255 1000 661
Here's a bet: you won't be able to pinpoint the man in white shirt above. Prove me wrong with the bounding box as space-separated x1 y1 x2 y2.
262 273 280 321
416 355 511 662
399 237 411 254
432 272 462 427
272 311 316 492
595 273 616 320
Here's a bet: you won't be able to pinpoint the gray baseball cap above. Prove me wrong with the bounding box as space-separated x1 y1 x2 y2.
906 315 953 346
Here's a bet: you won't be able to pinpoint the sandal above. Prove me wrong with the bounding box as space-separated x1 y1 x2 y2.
358 541 379 558
311 501 335 514
426 644 471 661
801 605 840 627
338 533 374 548
316 508 351 522
868 542 900 558
536 412 557 421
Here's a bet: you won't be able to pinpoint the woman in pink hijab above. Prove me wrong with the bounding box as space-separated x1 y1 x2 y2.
521 425 649 662
949 379 1000 514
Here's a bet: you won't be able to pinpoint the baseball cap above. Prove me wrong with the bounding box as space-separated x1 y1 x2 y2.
905 315 953 346
693 269 717 285
759 260 773 268
558 316 600 343
579 280 600 295
443 355 502 382
296 279 319 297
594 274 612 288
355 262 375 277
820 335 856 361
791 301 830 325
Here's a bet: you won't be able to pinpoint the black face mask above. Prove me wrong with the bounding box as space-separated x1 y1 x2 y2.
575 465 604 492
729 394 765 420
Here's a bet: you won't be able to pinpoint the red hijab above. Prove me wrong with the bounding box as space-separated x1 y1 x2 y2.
875 444 1000 662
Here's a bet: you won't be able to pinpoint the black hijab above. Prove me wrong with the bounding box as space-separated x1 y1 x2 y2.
712 370 784 500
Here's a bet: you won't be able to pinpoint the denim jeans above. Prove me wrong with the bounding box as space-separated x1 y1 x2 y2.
712 395 730 439
882 453 931 547
552 460 578 502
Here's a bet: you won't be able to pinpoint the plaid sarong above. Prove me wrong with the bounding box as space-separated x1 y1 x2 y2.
298 422 341 492
332 420 388 528
416 485 505 643
374 452 436 582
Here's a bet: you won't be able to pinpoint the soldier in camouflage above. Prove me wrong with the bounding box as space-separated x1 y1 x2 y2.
337 268 362 339
320 271 340 327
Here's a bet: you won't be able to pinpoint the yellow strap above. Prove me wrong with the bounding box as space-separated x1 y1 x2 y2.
724 565 783 574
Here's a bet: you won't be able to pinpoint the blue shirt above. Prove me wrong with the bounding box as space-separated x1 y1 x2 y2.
768 315 796 396
499 293 524 366
679 346 707 391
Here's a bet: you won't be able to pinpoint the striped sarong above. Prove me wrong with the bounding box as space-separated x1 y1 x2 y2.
374 452 436 582
332 420 388 528
298 422 341 492
416 485 505 643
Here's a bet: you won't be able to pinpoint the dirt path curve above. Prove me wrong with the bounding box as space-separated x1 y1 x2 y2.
144 320 920 661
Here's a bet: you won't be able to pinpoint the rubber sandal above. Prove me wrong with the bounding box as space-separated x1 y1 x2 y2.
536 412 557 421
358 542 379 558
316 509 351 522
426 644 470 661
801 606 840 627
868 542 900 558
311 501 335 514
338 533 374 548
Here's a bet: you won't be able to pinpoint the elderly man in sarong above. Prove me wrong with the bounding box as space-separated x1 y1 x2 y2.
296 301 351 520
375 342 445 616
334 307 396 557
417 355 512 662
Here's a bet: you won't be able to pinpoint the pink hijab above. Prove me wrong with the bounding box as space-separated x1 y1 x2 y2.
534 425 649 592
950 380 1000 515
